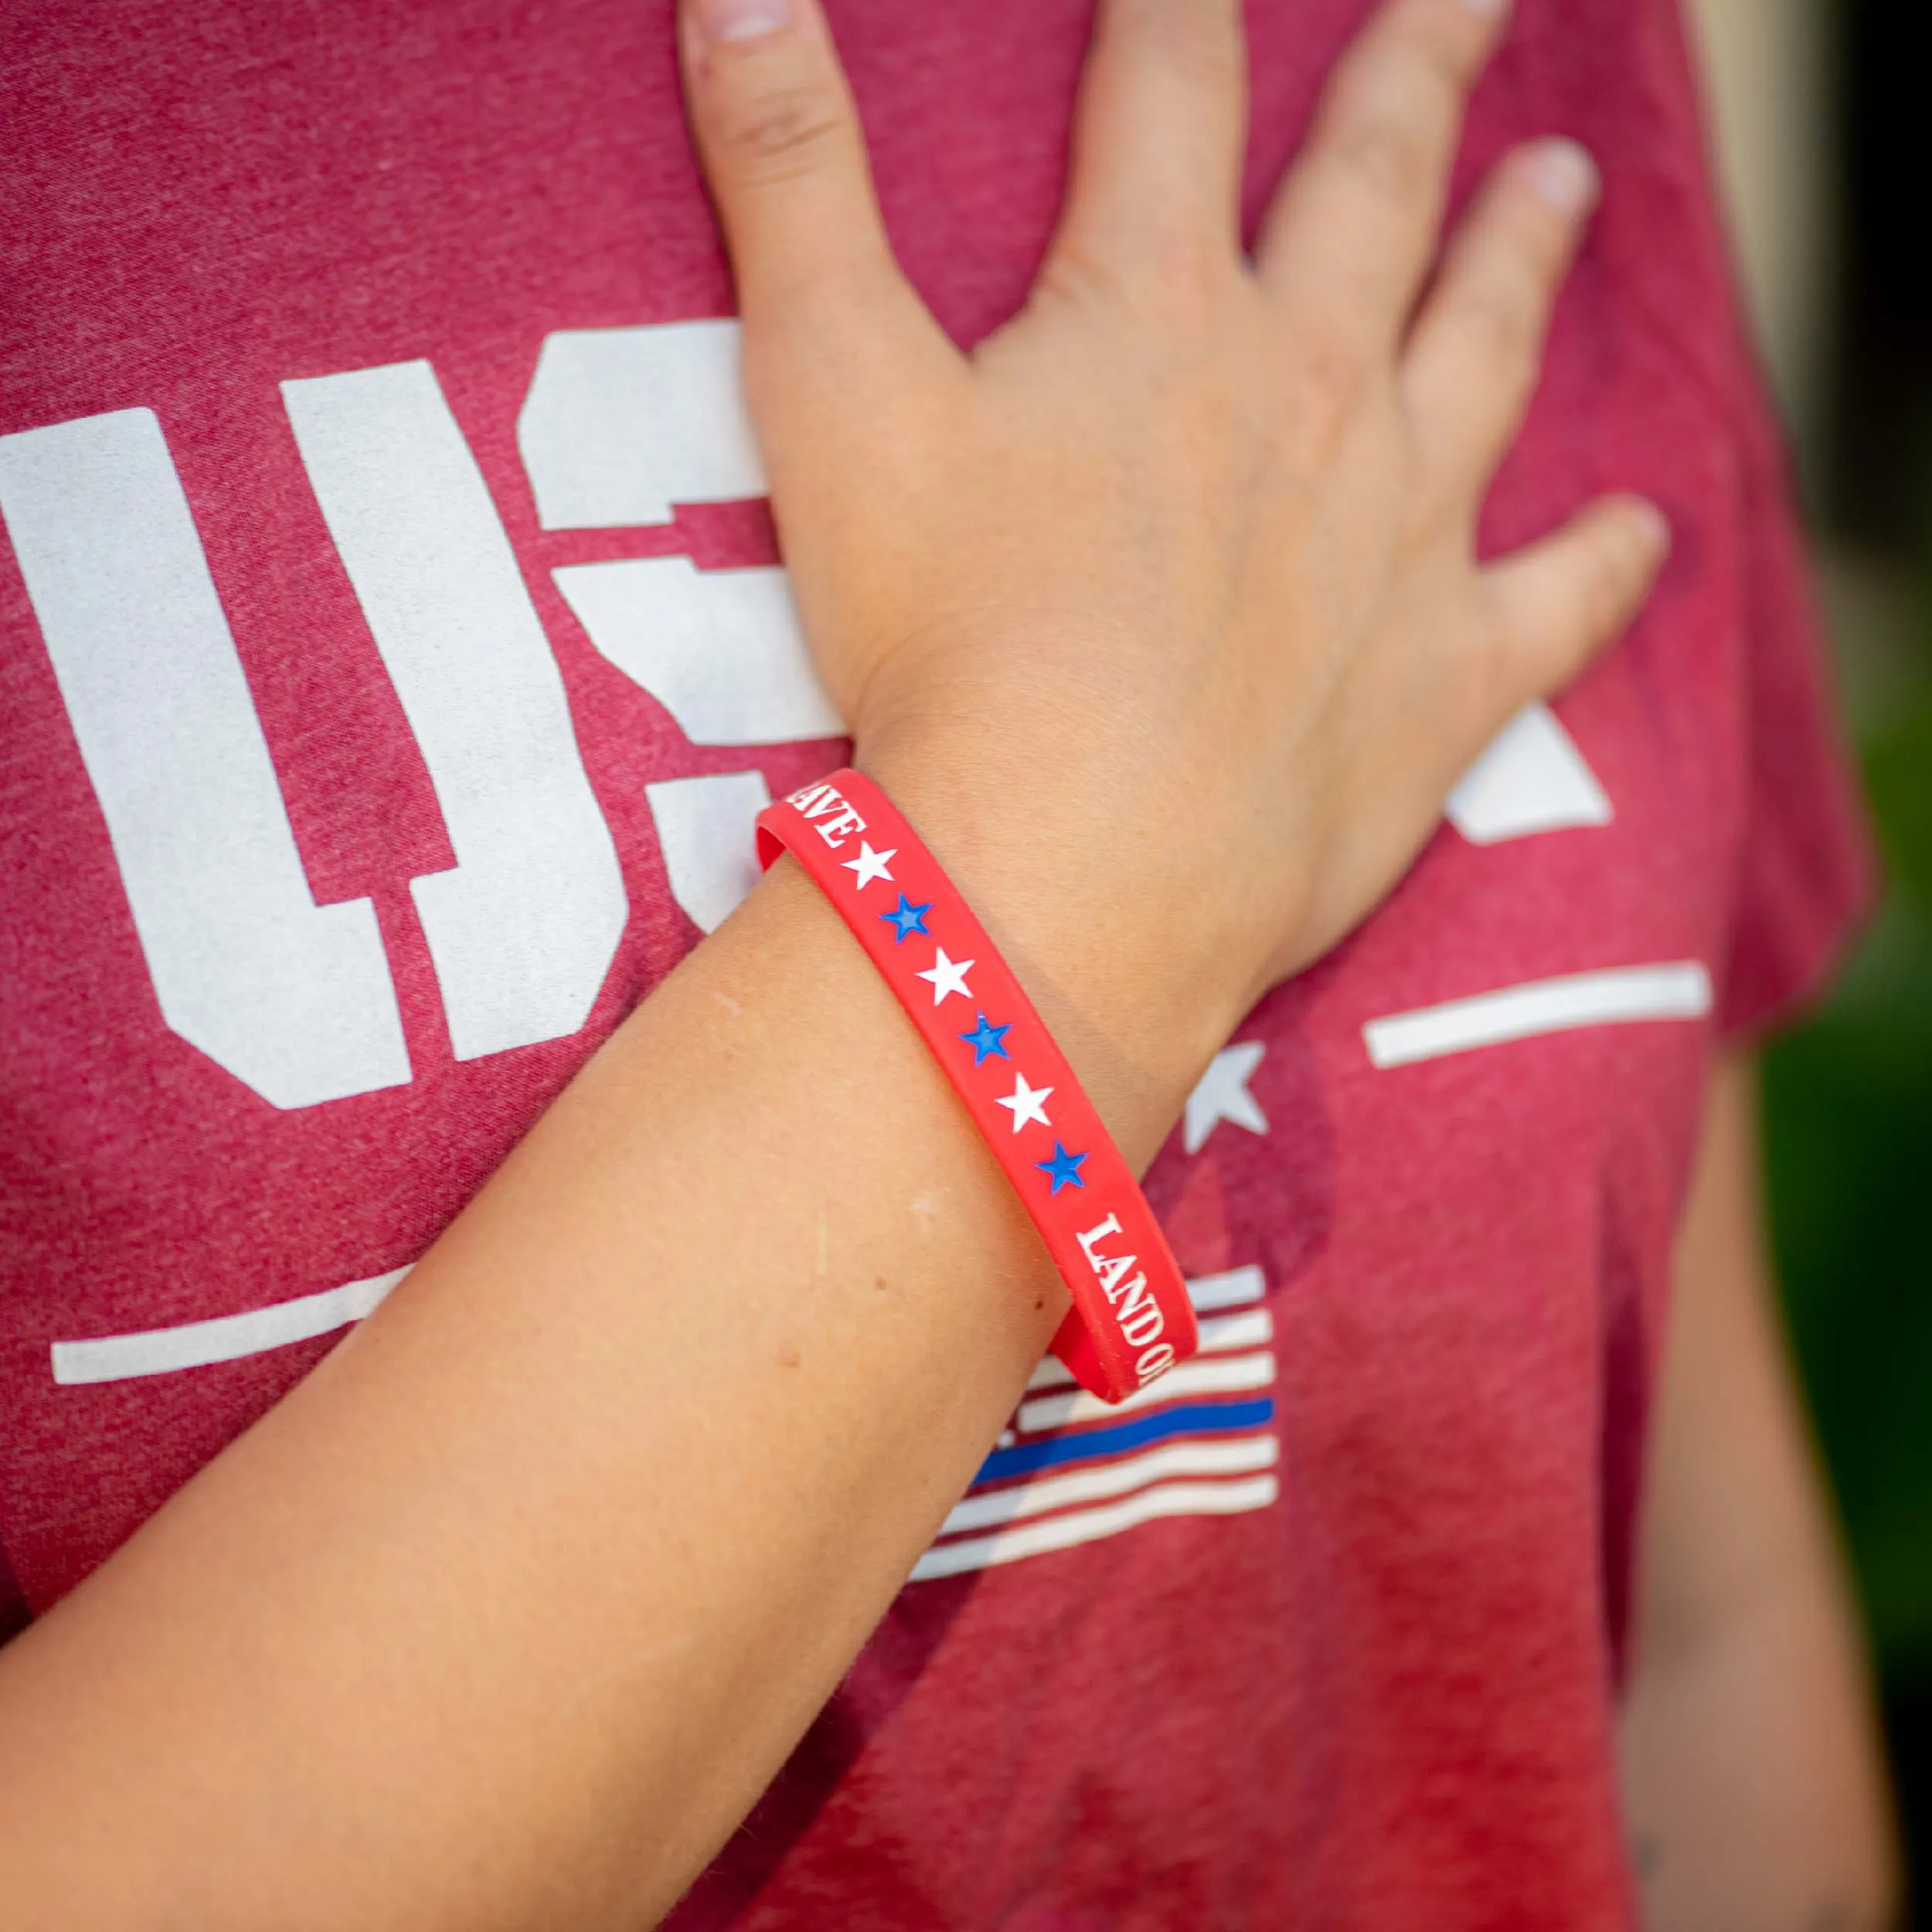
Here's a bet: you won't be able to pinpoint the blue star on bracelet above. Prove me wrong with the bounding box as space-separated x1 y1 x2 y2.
1036 1142 1088 1194
957 1012 1012 1066
879 894 932 944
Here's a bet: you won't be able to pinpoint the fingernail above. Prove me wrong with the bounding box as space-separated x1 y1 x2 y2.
690 0 792 45
1525 138 1599 216
1633 501 1672 557
1456 0 1510 21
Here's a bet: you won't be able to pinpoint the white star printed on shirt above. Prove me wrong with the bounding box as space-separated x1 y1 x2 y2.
995 1072 1054 1132
916 947 975 1006
1183 1041 1270 1155
842 842 897 890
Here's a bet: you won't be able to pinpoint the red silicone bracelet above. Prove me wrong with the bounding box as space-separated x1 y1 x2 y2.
757 768 1197 1405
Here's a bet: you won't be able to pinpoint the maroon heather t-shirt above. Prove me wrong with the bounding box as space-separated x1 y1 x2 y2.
0 1 1872 1924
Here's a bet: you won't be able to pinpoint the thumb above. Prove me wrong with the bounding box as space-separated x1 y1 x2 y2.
1481 495 1672 707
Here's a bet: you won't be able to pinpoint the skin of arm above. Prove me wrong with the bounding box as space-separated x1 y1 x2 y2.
1621 1051 1901 1932
0 0 1668 1924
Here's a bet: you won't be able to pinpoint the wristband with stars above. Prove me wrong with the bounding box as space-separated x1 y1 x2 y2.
756 767 1198 1405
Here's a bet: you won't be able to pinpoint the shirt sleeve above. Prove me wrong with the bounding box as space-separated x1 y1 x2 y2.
1713 345 1878 1041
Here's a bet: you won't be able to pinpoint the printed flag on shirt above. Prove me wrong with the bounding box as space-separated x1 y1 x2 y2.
913 1266 1279 1580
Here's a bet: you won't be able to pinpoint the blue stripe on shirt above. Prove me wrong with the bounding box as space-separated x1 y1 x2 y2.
973 1398 1276 1485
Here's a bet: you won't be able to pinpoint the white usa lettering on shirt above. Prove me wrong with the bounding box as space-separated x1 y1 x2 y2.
0 319 1612 1113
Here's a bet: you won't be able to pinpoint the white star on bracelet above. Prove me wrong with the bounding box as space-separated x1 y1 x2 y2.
842 842 896 889
996 1072 1054 1131
917 947 975 1005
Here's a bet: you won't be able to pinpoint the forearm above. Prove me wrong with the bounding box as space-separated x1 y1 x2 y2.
1622 1574 1896 1932
0 832 1220 1930
1619 1053 1899 1932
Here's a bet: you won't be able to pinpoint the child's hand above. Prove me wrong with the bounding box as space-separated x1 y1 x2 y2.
679 0 1665 1077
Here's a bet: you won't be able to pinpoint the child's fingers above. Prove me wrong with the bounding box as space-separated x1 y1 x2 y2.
1049 0 1250 286
1402 140 1599 508
1481 495 1672 708
1254 0 1505 352
678 0 934 361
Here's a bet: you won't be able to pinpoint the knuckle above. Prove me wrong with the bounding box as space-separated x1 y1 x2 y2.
1145 240 1241 332
1328 114 1431 206
1316 0 1480 144
1396 0 1488 92
1493 194 1575 288
1318 5 1474 199
1403 444 1470 539
1040 230 1236 342
1114 0 1243 90
1451 275 1540 371
1581 530 1641 631
716 84 847 184
1031 242 1127 318
1281 332 1366 457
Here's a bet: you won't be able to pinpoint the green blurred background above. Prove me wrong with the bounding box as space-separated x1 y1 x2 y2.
1767 665 1932 1921
1697 0 1932 1913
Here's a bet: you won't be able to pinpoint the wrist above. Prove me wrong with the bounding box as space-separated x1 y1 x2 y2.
854 726 1257 1168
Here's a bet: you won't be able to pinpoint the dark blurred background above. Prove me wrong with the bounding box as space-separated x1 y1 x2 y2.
1693 0 1932 1915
